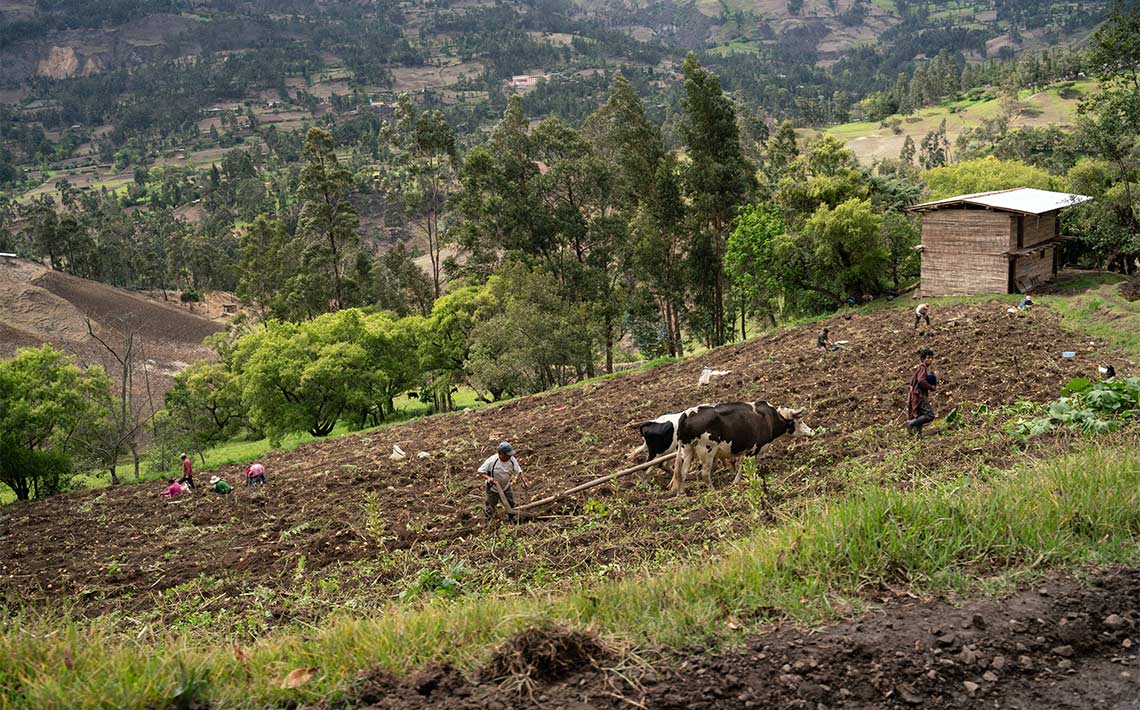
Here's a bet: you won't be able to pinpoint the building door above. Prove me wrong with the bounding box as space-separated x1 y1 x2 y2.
1008 258 1017 293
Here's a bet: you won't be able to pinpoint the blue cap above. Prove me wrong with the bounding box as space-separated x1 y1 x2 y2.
497 441 514 455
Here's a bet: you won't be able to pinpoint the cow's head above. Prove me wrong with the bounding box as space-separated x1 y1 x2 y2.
776 406 814 438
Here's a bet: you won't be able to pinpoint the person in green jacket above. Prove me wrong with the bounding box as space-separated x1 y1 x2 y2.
209 475 232 495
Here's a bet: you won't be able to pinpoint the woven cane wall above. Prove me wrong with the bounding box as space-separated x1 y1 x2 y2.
920 209 1013 295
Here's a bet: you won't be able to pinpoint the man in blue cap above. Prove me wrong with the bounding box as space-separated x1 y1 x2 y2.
478 441 528 522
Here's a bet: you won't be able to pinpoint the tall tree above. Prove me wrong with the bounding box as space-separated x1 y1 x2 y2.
383 95 459 299
678 53 756 346
297 127 360 312
237 216 293 318
1088 3 1140 90
582 73 664 209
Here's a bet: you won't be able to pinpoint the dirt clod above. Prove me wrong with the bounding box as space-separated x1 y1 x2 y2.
480 626 613 695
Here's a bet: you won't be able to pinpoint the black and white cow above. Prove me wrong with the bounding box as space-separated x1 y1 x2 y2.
630 405 710 470
670 401 813 496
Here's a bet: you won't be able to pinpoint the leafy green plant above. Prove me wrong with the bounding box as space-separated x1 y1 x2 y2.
399 557 468 602
1009 376 1140 443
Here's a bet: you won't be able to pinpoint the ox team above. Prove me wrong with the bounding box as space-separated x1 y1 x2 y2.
477 311 957 520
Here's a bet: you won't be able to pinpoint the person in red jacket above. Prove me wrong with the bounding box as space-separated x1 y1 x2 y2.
177 453 195 489
906 348 937 436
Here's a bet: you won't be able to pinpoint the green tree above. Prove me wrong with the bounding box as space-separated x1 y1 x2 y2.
679 53 757 346
772 198 885 308
765 120 800 185
582 73 664 209
158 361 246 460
881 210 921 290
456 96 543 276
468 263 593 397
726 204 783 335
924 156 1066 199
0 346 110 500
776 135 871 218
237 216 294 318
383 96 459 299
1087 4 1140 90
630 154 688 357
297 127 361 312
919 119 951 169
899 135 916 164
418 281 502 409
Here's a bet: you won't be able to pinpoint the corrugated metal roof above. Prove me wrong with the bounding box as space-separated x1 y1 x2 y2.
909 187 1092 215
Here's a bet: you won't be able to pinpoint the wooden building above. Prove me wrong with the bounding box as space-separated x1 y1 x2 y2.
908 187 1091 296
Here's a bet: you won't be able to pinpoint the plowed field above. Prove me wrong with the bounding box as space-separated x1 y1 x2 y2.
0 302 1127 627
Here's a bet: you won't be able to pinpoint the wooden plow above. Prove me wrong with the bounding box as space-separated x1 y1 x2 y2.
496 452 677 518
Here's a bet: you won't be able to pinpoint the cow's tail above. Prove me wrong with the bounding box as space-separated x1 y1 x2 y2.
627 443 648 460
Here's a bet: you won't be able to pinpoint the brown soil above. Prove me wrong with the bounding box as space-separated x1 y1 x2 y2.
333 567 1140 709
0 258 220 388
0 301 1127 624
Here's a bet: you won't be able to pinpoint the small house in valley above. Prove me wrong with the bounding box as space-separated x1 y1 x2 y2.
908 187 1091 296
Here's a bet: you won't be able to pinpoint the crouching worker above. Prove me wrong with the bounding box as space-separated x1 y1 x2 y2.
245 462 266 487
478 441 528 523
161 479 184 499
210 475 232 495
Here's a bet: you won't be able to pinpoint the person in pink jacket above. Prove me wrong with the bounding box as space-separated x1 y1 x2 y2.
160 479 184 498
245 462 266 487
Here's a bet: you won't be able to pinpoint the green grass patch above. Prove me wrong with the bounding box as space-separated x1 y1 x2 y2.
4 440 1139 707
1039 275 1140 359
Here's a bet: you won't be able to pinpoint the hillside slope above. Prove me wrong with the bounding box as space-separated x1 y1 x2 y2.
811 79 1094 164
0 300 1127 627
0 257 221 386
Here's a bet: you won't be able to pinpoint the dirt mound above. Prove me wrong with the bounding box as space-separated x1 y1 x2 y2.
0 258 221 390
0 302 1130 626
1120 274 1140 302
480 626 614 695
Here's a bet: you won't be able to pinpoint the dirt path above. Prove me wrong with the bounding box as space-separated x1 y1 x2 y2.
337 568 1140 709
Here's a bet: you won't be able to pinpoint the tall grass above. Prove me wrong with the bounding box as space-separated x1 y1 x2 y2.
3 442 1138 708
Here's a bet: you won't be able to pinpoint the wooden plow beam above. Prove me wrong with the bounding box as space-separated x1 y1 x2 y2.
510 452 677 514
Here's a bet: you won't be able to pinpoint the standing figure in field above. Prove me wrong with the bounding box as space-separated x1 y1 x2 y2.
914 303 931 331
906 348 938 436
478 441 528 523
178 453 195 490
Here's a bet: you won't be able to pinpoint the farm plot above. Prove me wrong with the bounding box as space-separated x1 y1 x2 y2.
0 302 1126 628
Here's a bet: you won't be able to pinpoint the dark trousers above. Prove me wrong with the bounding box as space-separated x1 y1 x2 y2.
484 482 516 520
177 474 194 489
914 313 930 329
908 397 936 432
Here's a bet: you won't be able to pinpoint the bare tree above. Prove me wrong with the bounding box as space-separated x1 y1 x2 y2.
81 318 158 483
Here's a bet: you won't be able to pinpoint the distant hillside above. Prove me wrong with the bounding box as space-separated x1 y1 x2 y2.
805 78 1094 164
0 257 221 389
